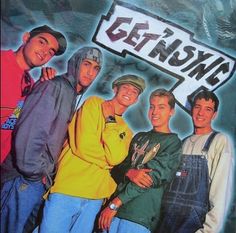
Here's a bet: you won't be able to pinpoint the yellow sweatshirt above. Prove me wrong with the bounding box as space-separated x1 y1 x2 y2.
50 96 133 199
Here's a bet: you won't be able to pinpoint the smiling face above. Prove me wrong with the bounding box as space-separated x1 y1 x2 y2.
148 95 174 133
78 59 100 88
192 98 217 134
22 32 59 68
114 83 140 108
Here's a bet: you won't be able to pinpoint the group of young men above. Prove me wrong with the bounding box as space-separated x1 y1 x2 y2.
0 24 234 233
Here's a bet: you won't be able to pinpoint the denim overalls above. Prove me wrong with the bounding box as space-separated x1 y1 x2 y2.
157 132 218 233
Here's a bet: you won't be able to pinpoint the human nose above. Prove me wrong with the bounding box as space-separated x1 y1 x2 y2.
87 66 94 77
198 108 204 115
126 88 134 96
152 107 159 115
126 89 131 95
42 49 50 57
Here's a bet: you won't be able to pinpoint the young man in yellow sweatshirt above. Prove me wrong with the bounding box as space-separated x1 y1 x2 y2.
37 74 146 233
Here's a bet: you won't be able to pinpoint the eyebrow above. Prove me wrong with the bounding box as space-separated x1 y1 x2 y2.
38 36 57 53
157 104 168 108
150 103 167 107
206 106 214 110
83 60 92 64
83 59 100 67
194 104 214 110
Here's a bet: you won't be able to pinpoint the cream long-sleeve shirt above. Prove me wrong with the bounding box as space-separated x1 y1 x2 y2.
182 132 234 233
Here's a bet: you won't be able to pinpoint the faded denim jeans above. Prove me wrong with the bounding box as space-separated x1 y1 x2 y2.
103 217 151 233
1 176 45 233
37 193 103 233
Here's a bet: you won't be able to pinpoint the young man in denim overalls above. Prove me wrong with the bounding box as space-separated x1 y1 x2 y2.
157 90 234 233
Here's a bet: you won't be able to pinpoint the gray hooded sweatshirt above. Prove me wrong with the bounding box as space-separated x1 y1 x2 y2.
1 47 102 187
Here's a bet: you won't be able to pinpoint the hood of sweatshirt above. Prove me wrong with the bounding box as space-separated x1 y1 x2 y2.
62 46 103 94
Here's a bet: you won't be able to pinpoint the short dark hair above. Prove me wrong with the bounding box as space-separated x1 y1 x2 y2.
150 88 176 109
192 90 219 112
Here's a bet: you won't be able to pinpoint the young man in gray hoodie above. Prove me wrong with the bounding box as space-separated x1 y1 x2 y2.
0 46 103 233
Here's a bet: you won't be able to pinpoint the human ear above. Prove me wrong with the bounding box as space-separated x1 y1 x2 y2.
133 95 139 104
170 108 175 117
113 86 118 95
22 32 31 44
212 111 217 120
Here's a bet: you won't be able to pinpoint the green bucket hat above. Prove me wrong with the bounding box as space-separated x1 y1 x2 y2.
112 74 146 93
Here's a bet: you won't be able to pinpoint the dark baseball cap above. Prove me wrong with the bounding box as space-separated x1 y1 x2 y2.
29 25 67 56
112 74 146 93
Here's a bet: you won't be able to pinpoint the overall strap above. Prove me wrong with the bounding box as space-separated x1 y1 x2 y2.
202 131 218 153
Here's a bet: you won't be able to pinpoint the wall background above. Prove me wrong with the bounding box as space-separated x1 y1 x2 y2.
1 0 235 232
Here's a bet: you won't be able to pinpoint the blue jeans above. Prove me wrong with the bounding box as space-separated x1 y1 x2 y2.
158 155 209 233
38 193 103 233
103 217 151 233
0 176 45 233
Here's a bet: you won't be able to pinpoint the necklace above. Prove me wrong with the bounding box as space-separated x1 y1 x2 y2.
189 135 202 154
189 135 202 144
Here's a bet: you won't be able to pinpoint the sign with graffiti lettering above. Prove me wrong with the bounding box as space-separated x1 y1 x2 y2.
93 0 236 111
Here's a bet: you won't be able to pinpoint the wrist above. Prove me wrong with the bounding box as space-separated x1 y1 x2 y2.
126 169 134 179
108 197 122 211
108 202 119 211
